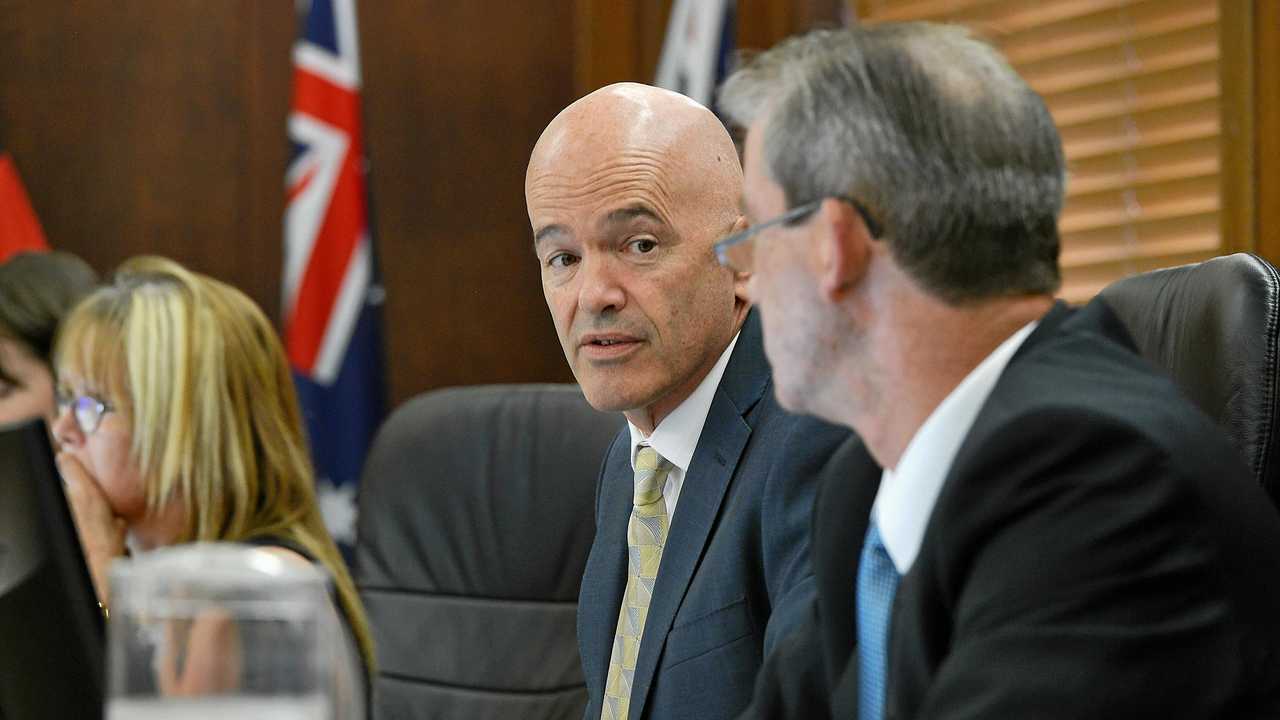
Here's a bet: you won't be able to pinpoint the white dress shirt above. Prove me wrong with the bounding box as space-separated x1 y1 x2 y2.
873 321 1038 575
626 332 741 520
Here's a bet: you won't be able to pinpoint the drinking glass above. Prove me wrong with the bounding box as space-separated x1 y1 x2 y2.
104 543 350 720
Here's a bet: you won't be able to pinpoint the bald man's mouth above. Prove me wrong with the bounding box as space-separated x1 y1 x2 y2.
579 332 644 362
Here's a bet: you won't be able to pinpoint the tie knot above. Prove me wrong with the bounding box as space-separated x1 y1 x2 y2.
861 522 896 574
633 446 673 506
864 522 886 554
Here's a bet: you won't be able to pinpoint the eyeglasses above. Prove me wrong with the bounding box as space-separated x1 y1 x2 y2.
714 196 882 273
55 390 116 435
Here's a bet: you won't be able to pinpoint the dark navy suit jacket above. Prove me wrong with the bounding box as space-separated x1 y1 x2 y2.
577 311 849 720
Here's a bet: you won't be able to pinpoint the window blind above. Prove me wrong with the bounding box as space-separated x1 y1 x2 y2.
854 0 1222 302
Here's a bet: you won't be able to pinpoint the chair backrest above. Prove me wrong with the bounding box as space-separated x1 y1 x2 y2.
355 384 624 720
1098 252 1280 500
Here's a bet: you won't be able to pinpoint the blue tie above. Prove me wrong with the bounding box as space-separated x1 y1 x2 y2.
857 521 900 720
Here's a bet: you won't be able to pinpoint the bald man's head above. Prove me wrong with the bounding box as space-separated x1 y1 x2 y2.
527 83 742 238
526 83 749 431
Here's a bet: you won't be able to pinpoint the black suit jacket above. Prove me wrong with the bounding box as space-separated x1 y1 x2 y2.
746 300 1280 719
578 311 850 720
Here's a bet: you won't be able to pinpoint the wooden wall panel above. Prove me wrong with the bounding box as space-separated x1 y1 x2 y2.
359 1 578 399
0 1 294 319
740 0 845 52
573 0 673 96
0 0 579 406
0 0 846 409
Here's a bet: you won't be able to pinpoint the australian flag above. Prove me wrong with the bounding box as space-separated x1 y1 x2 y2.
284 0 386 556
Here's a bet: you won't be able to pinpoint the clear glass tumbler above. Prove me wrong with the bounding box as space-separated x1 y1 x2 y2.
104 543 350 720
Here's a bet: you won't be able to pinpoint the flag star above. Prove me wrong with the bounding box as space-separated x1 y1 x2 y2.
316 477 358 545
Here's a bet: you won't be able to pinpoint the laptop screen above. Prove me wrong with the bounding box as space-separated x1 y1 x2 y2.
0 419 104 718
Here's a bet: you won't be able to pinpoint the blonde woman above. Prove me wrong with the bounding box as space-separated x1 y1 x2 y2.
50 256 375 691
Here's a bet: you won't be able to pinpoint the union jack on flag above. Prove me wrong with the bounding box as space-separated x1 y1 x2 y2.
284 0 386 553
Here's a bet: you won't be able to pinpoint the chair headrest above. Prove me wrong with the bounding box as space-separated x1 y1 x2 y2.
1099 253 1280 497
355 384 624 601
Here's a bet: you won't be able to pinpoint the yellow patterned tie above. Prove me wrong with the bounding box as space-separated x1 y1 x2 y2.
600 446 674 720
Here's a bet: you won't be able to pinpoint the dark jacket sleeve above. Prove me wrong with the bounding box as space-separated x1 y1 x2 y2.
742 428 870 720
738 598 834 720
760 417 850 654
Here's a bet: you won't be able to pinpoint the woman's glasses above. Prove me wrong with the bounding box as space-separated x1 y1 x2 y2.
55 391 115 435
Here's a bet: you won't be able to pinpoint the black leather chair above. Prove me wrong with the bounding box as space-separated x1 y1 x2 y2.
355 384 624 720
1098 252 1280 500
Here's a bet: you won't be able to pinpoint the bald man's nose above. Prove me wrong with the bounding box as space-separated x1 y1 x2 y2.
577 255 627 316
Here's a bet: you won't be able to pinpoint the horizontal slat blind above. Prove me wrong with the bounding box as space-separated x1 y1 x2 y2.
855 0 1223 302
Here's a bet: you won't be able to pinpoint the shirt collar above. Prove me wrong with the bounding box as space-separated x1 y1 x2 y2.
628 332 741 473
874 321 1038 574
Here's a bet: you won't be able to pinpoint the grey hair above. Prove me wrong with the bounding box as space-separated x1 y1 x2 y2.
719 23 1065 303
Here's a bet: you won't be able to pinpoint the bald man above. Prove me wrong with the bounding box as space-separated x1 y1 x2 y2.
526 83 847 720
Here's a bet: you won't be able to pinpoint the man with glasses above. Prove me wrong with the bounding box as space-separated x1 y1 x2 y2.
718 23 1280 719
525 82 847 720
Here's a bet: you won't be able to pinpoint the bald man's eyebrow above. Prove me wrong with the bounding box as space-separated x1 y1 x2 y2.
605 206 664 226
533 224 568 246
533 206 664 248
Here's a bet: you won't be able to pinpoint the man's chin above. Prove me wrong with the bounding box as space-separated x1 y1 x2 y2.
577 378 653 415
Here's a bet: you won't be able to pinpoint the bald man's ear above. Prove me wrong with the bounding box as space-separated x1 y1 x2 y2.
816 198 871 302
727 215 752 306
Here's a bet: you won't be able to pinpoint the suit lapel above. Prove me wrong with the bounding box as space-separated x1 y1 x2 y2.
628 312 770 720
878 301 1076 711
578 433 636 708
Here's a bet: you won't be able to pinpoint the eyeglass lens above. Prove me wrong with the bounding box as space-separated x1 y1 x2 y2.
58 393 106 434
74 397 104 433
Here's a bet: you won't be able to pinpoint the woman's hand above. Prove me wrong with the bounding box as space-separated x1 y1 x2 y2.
157 609 243 696
57 452 127 606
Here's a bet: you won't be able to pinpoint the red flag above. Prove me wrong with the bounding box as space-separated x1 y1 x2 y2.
0 153 49 261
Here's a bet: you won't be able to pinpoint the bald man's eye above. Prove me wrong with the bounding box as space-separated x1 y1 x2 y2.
627 238 657 255
547 251 579 269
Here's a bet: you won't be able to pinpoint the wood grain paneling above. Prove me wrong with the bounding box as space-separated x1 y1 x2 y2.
0 1 294 318
740 0 844 51
0 1 579 405
0 0 847 408
574 0 674 96
358 1 578 399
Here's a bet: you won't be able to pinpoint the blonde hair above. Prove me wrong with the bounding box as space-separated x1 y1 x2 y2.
54 256 376 674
